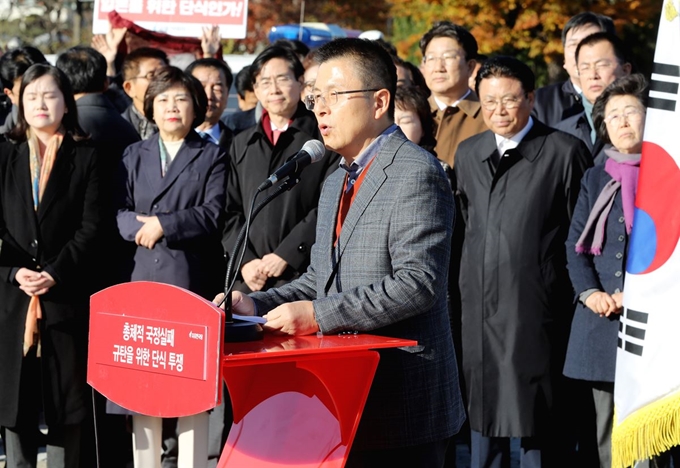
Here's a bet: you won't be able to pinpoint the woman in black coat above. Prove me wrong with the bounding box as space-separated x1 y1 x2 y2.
0 64 105 467
563 74 648 468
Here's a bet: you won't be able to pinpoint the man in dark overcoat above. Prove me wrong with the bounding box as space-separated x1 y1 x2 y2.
454 56 592 468
223 45 339 293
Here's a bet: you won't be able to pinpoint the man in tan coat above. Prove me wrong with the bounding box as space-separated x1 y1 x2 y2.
420 21 487 167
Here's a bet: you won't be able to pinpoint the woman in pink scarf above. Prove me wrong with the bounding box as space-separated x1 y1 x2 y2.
563 74 647 468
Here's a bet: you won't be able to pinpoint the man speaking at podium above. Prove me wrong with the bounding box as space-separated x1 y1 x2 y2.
220 38 465 466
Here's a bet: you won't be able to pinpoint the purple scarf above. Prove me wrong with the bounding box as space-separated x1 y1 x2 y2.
575 148 640 255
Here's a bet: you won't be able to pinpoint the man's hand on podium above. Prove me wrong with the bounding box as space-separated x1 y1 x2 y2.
213 291 256 316
212 293 320 335
263 301 319 336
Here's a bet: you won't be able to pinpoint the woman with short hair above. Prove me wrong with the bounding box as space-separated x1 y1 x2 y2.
114 65 228 468
563 73 648 468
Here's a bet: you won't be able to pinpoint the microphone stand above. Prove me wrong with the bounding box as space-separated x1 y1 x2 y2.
220 173 304 342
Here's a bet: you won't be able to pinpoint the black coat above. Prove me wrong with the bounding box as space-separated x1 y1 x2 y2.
563 164 626 382
76 92 141 287
454 121 592 436
532 80 584 128
77 93 140 169
216 120 234 152
0 137 105 427
224 102 339 292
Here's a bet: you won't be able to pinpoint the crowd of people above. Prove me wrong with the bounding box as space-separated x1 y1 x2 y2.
0 10 675 468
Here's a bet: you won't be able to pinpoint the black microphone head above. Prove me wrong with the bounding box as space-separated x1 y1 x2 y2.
301 139 326 163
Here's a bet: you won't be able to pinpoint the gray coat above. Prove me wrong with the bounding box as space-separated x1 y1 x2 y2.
454 121 592 437
251 128 466 450
115 131 227 300
563 164 626 382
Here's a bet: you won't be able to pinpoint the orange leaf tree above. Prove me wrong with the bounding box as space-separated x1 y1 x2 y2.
389 0 661 85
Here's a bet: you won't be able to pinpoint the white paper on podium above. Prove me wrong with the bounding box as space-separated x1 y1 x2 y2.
233 314 266 324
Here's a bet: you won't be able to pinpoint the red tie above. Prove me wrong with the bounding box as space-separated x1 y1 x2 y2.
336 176 353 232
272 129 283 145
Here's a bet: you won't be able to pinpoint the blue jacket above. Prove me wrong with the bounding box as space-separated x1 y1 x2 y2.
115 131 227 300
563 164 627 382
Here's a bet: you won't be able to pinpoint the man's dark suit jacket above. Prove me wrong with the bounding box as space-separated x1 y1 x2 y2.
221 107 257 136
555 111 607 165
532 80 584 128
76 93 141 286
216 120 233 152
77 93 140 168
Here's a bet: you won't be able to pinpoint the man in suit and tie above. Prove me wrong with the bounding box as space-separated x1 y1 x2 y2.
221 37 465 466
454 56 592 468
532 12 614 128
555 33 632 164
420 21 487 167
186 58 234 152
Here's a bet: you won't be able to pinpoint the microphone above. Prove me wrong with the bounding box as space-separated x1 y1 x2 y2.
257 139 326 191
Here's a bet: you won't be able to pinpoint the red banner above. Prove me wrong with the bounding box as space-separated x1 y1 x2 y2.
92 0 248 38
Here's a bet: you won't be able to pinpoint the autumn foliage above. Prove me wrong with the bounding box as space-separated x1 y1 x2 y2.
235 0 661 84
389 0 660 66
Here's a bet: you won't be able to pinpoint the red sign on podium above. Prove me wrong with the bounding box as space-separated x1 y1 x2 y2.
88 282 224 418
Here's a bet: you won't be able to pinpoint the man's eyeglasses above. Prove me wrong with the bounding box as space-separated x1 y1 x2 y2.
131 70 157 81
422 51 464 68
254 75 296 90
304 88 380 111
604 106 645 127
578 60 619 75
481 94 527 111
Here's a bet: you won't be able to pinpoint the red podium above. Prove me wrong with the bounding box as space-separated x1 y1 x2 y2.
88 282 225 417
88 282 416 468
218 334 415 467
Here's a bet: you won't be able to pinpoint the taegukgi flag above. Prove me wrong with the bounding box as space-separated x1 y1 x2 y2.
612 1 680 467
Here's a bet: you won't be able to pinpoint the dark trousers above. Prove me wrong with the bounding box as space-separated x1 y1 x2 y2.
471 431 549 468
3 424 81 468
2 347 82 468
345 437 450 468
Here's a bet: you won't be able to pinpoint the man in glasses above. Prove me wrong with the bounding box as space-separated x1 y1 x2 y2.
556 33 632 164
532 12 614 128
223 45 338 294
222 38 465 467
420 21 487 167
454 56 591 468
121 47 168 139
